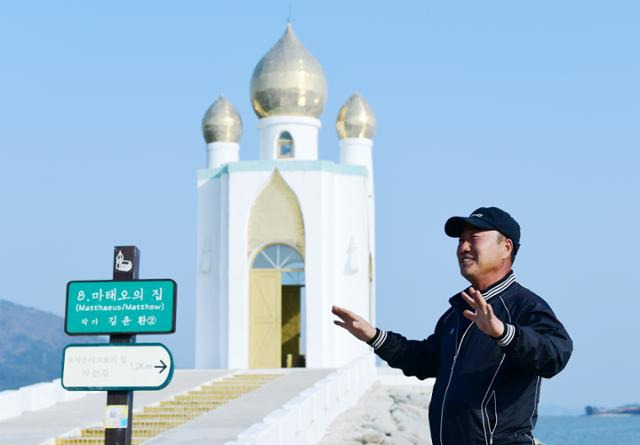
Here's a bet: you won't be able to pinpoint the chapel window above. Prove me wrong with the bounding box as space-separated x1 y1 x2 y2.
277 131 294 159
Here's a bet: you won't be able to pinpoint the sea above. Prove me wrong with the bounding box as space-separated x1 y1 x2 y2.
534 415 640 445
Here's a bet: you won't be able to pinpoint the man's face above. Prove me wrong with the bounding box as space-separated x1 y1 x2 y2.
457 225 510 283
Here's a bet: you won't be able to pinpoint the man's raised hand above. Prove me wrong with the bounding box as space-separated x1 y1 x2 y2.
461 287 505 339
331 305 376 343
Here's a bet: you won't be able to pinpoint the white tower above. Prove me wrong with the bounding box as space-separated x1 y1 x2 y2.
337 93 377 324
196 25 376 370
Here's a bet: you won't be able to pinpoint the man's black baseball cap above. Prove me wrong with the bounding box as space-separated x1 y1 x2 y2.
444 207 521 250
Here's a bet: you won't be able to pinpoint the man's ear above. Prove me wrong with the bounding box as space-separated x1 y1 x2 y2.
503 239 513 261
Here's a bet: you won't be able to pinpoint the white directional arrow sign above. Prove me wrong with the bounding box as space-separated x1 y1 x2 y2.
62 343 173 391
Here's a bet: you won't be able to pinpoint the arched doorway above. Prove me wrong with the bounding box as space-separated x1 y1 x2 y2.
249 244 306 368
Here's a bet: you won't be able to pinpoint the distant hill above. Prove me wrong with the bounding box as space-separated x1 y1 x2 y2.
585 404 640 416
0 299 104 391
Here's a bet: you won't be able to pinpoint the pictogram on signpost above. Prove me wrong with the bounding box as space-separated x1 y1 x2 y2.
115 250 133 272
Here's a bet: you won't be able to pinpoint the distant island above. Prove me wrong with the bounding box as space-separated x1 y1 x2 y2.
585 404 640 416
0 299 103 391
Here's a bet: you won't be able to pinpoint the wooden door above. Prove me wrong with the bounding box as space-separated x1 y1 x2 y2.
249 270 281 368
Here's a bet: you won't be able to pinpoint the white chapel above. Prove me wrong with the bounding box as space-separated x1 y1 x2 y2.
195 24 377 370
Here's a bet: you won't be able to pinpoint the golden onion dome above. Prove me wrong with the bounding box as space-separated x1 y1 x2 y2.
336 93 376 140
202 95 243 143
250 24 327 118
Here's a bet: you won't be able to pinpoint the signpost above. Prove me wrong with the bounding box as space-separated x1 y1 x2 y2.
62 246 177 445
62 343 174 391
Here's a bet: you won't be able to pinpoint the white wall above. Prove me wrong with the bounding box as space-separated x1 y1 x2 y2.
257 116 321 161
0 380 86 421
339 138 376 325
196 172 229 368
207 142 240 169
227 353 377 445
328 173 371 366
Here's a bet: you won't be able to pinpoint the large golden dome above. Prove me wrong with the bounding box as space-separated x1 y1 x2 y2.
250 24 327 119
202 95 243 143
336 93 376 140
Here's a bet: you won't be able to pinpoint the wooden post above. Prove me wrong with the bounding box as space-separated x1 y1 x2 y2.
105 246 139 445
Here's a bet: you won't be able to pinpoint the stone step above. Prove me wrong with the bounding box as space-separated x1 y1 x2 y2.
143 405 216 415
158 399 225 408
81 427 166 438
55 438 145 445
192 387 249 392
53 373 283 445
133 412 197 421
173 393 237 402
133 419 184 429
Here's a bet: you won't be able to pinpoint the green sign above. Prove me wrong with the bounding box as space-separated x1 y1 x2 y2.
65 279 176 335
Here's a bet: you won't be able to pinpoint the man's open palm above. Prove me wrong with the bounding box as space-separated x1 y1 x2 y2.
461 287 505 339
331 305 376 343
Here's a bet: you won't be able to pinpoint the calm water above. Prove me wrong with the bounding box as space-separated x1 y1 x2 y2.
534 415 640 445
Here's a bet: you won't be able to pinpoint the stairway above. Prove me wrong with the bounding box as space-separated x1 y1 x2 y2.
54 373 281 445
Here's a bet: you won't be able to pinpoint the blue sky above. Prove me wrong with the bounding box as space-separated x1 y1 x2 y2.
1 1 638 410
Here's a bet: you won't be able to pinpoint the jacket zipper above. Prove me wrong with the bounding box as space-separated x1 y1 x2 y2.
485 390 497 444
439 320 473 445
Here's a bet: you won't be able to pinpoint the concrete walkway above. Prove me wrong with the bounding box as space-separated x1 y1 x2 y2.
0 369 334 445
146 368 333 445
0 370 232 445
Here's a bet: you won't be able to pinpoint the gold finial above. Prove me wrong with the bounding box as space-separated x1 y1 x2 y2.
336 93 376 140
250 24 327 118
202 95 243 143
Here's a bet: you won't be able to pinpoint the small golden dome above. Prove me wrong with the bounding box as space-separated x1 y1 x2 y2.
202 95 243 143
250 24 327 118
336 93 376 140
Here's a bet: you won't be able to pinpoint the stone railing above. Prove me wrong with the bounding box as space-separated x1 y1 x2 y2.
225 353 377 445
0 379 86 421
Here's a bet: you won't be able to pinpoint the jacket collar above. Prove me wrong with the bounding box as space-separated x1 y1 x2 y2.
481 270 516 300
450 270 516 308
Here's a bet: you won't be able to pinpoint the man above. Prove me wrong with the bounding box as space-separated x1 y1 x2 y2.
332 207 572 445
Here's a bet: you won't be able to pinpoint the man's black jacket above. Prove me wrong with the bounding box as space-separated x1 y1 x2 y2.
369 272 572 445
